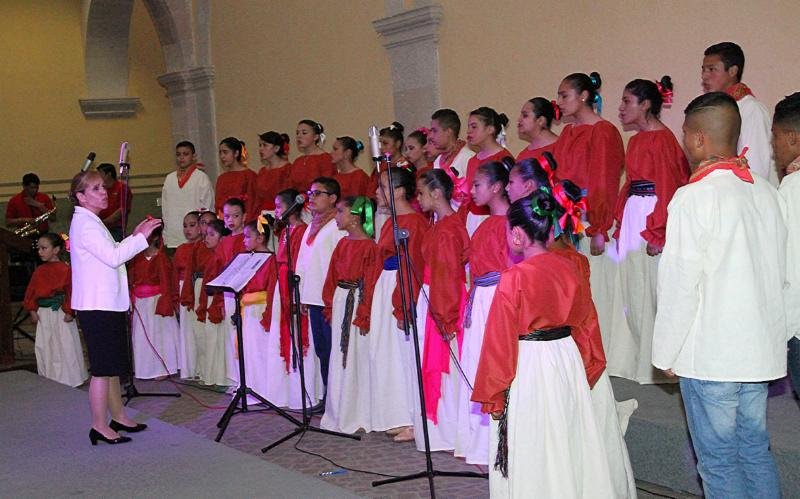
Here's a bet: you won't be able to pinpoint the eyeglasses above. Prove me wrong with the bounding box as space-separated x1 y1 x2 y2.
307 190 333 198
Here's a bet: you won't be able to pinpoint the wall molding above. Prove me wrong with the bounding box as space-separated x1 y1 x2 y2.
78 97 141 119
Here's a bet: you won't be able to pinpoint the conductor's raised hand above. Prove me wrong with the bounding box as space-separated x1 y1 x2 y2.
133 217 163 239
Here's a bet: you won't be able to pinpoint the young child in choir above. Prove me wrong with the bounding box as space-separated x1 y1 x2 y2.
24 233 88 387
653 92 786 499
195 219 231 387
613 76 690 384
505 155 555 203
296 177 346 406
238 217 275 404
462 107 513 235
472 191 614 498
548 179 638 499
553 71 628 355
379 121 409 167
320 196 381 433
455 160 511 465
219 197 247 386
215 137 257 218
173 211 202 379
255 131 292 214
774 92 800 397
516 97 560 162
198 209 217 234
290 119 336 192
411 169 470 451
262 188 322 408
331 136 372 198
129 226 179 380
429 108 475 181
161 141 214 249
405 128 434 179
370 167 429 440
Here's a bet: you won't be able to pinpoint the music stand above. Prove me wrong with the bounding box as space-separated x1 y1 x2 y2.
205 251 308 442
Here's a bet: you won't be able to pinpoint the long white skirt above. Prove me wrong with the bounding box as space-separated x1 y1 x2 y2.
199 296 229 386
615 195 674 384
177 279 200 379
412 283 460 452
455 284 496 465
369 269 414 431
488 337 614 498
224 292 239 386
131 295 179 379
34 307 88 387
258 289 322 409
321 286 373 433
241 301 270 403
590 372 638 499
577 237 632 376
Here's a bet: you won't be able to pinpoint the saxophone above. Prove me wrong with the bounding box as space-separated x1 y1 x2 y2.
14 206 57 238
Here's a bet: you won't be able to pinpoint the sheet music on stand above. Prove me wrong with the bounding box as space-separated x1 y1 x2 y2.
206 251 271 293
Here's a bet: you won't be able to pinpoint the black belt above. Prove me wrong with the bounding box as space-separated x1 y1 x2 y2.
337 279 362 369
518 326 571 342
628 180 656 197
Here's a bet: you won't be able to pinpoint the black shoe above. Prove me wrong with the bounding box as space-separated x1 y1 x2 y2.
309 400 326 415
110 420 148 433
90 428 132 445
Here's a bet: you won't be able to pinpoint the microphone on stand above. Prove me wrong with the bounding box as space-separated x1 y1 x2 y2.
280 194 306 221
81 152 96 172
368 125 382 163
118 142 130 175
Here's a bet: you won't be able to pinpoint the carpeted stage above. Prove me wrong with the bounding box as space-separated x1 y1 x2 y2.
2 369 797 498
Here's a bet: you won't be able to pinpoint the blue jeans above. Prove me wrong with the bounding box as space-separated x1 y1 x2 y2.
788 337 800 398
308 305 331 389
679 377 781 499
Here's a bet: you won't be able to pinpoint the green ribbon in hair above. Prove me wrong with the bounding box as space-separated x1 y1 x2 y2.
350 196 375 238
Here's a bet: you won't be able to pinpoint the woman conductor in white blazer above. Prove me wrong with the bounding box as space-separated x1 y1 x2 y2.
69 170 162 445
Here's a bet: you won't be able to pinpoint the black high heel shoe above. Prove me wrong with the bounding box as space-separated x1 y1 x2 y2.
89 428 132 445
110 420 148 433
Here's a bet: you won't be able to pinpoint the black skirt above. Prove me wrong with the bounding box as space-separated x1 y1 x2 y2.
76 310 130 377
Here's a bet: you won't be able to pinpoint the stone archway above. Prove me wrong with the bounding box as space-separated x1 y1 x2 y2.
81 0 219 176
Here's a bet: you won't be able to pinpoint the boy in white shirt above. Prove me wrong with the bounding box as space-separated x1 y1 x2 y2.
653 91 786 499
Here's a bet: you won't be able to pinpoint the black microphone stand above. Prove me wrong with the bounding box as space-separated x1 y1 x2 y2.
118 156 180 404
370 155 486 498
261 210 359 453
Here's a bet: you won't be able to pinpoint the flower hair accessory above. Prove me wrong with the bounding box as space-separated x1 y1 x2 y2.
257 210 271 235
282 141 290 156
415 127 430 137
60 233 70 253
655 80 673 106
318 132 326 146
240 143 249 168
497 124 508 148
551 100 562 121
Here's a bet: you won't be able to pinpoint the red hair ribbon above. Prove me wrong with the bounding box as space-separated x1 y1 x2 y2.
655 81 673 105
551 100 562 121
552 183 587 234
535 155 557 188
282 142 290 156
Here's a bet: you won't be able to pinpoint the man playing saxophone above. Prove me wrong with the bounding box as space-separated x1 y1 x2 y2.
5 172 56 236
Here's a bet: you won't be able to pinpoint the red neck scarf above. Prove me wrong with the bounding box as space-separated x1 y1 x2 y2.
177 163 203 188
725 82 754 102
690 149 753 184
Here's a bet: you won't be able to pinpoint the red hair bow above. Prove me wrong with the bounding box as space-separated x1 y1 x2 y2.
552 183 587 234
655 81 673 105
551 100 562 121
535 155 557 188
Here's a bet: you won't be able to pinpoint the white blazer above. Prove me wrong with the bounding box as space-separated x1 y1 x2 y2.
69 206 148 311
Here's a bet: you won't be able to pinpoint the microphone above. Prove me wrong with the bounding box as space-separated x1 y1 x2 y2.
368 125 381 162
81 152 96 172
118 142 129 175
280 193 306 221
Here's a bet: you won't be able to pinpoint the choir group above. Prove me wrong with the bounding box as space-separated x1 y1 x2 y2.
24 40 800 498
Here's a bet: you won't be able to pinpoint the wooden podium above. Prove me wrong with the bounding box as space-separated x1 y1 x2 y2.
0 228 34 365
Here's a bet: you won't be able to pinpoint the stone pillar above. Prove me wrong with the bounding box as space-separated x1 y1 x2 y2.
157 67 219 181
373 3 443 129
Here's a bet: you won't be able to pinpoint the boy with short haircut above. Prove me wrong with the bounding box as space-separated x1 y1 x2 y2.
773 91 800 397
653 91 786 498
161 141 214 248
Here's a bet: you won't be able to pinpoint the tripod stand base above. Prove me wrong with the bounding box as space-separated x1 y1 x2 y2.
372 468 487 494
216 386 304 442
260 420 361 453
121 381 181 406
